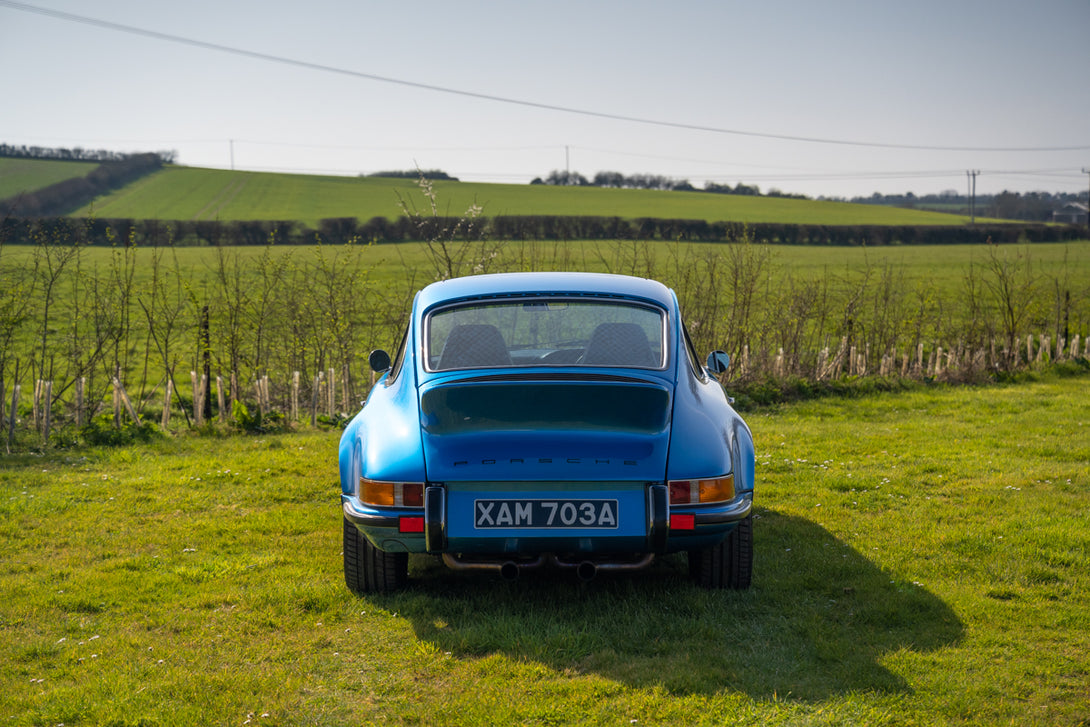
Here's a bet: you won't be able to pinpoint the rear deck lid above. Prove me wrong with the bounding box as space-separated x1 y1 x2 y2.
420 377 671 482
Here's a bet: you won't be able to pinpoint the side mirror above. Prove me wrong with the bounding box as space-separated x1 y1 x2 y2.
706 350 730 375
368 349 392 373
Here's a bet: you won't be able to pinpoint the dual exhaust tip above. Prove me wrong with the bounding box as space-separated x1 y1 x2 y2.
444 553 654 582
497 560 598 582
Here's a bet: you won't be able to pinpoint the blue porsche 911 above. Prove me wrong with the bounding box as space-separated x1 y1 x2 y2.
339 272 755 592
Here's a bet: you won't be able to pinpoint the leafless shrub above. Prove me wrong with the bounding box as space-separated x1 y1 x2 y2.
396 173 502 281
980 243 1039 369
765 273 829 377
137 242 193 420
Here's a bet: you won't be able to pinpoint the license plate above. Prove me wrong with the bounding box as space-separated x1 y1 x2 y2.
473 499 619 529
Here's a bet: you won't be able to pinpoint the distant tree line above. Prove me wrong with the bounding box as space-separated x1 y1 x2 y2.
850 189 1088 222
364 169 459 181
0 143 175 164
530 169 807 199
532 170 697 191
2 214 1081 249
0 153 166 218
530 169 1083 217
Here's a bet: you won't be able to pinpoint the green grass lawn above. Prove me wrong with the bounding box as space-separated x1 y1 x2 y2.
72 166 993 228
0 158 99 200
2 371 1087 725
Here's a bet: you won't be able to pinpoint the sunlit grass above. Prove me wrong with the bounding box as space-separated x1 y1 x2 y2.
73 166 991 228
4 239 1086 307
2 372 1088 724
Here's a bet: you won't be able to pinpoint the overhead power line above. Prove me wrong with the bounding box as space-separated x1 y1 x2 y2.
4 0 1089 154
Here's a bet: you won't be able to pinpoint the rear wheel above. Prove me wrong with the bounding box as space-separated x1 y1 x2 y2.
343 517 408 594
689 515 752 589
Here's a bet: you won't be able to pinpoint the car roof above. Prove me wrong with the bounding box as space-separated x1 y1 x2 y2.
415 272 676 313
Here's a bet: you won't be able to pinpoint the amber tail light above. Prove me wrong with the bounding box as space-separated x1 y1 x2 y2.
359 479 424 507
667 475 735 505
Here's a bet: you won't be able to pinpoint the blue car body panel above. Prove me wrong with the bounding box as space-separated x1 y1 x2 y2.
340 272 754 567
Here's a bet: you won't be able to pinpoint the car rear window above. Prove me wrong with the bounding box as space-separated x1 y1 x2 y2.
425 298 666 371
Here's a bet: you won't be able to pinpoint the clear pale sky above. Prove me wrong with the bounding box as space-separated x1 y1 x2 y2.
2 0 1088 199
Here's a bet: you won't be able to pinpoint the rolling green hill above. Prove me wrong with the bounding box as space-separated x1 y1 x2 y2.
0 157 99 200
72 165 992 227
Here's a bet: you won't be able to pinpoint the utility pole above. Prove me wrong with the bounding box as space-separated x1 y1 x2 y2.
230 139 235 171
565 145 570 184
967 172 976 220
967 170 980 224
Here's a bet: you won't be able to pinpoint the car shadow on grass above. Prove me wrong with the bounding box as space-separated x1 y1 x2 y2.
384 508 964 700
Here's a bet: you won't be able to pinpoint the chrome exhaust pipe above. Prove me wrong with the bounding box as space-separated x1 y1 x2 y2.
549 553 655 574
500 561 520 582
441 553 547 575
440 553 652 579
593 553 655 572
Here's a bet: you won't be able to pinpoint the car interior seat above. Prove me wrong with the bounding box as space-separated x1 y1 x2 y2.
437 324 513 369
581 322 658 367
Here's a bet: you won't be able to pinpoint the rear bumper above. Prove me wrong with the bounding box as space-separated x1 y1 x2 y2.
342 485 752 556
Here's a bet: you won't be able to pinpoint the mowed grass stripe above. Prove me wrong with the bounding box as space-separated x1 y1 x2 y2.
193 176 249 221
73 165 992 228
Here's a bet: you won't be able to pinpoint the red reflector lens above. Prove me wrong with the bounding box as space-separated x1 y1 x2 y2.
402 484 424 507
399 516 425 533
669 481 693 505
670 513 695 530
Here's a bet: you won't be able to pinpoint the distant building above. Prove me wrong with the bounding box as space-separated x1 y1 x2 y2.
1052 202 1089 225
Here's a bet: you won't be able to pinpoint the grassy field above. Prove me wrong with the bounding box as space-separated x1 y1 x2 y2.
6 236 1087 303
2 238 1088 451
4 238 1087 335
69 166 996 228
2 370 1087 725
0 158 99 201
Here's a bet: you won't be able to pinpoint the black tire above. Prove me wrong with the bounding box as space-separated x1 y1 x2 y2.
343 517 408 594
689 515 752 589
